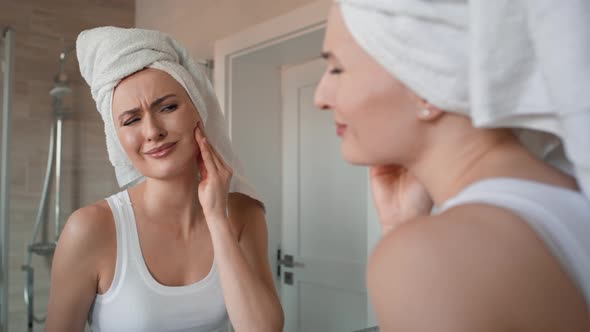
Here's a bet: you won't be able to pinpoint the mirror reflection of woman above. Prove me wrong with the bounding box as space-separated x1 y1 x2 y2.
316 3 590 331
45 28 283 332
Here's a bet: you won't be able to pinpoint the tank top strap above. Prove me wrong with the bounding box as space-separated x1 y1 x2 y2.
438 177 590 313
99 190 134 302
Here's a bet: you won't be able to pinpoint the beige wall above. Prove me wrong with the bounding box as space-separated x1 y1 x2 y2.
135 0 319 60
1 0 134 330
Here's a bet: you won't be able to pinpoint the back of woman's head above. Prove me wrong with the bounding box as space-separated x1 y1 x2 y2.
315 1 588 197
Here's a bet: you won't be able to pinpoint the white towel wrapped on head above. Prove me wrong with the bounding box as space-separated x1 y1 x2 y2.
76 26 260 202
336 0 590 199
338 0 469 114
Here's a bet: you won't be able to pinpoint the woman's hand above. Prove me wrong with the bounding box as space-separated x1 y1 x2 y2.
195 123 233 220
370 165 433 234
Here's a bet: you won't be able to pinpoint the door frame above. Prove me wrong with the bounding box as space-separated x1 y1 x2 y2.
213 0 330 285
213 0 330 136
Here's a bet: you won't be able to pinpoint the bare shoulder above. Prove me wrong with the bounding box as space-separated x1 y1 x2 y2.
46 200 116 330
368 204 589 331
58 199 116 259
63 200 114 241
228 192 265 214
228 193 266 238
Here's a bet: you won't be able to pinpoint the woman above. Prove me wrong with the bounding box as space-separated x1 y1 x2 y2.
45 27 283 332
315 2 590 331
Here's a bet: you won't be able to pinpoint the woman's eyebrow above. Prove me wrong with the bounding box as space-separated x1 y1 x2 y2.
118 108 139 122
118 94 177 121
150 94 176 108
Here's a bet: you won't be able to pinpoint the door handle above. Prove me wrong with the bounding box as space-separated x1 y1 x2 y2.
278 254 304 268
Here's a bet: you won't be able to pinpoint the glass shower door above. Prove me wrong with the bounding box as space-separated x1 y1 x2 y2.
0 29 5 332
0 26 15 332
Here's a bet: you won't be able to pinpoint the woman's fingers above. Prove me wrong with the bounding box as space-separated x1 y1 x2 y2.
194 122 205 144
198 126 222 171
196 127 218 174
207 141 224 171
196 148 208 179
194 126 207 177
195 123 232 176
208 140 233 175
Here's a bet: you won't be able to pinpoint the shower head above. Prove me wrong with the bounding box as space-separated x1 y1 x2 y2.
49 84 72 98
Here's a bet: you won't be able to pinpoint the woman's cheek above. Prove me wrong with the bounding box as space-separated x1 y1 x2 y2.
119 131 140 156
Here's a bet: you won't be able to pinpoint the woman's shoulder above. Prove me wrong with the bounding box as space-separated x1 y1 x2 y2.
59 200 116 256
50 200 118 303
67 199 114 232
370 203 566 288
368 204 589 330
228 192 265 237
369 204 533 282
228 192 264 212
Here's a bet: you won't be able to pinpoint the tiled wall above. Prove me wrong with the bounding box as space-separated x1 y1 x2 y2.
1 0 134 329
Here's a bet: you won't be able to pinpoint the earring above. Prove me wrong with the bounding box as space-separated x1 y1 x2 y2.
420 109 432 118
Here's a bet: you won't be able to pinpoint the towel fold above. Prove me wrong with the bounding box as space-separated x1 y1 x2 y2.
470 0 590 200
337 0 590 199
76 27 261 202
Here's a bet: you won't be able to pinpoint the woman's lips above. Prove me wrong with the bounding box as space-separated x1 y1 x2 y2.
336 123 347 137
144 142 177 158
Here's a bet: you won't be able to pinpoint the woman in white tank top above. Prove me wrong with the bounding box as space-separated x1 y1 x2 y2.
45 28 284 331
315 3 590 332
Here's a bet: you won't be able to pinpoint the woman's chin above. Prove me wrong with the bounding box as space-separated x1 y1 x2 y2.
341 144 373 166
140 160 195 181
341 142 398 166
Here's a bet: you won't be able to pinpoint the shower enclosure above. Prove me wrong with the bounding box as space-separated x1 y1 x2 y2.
1 26 73 331
0 26 15 332
20 44 74 332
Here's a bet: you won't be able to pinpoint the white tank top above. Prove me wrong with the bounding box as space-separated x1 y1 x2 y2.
439 178 590 312
88 190 229 332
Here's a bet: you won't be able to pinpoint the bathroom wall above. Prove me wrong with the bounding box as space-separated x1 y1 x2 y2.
135 0 319 60
0 0 134 329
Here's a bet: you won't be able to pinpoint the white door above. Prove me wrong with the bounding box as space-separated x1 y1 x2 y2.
280 58 369 332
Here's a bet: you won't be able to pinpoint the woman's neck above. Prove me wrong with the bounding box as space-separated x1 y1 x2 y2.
406 116 528 207
130 168 205 234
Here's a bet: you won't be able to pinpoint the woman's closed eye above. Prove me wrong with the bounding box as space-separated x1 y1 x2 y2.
123 116 140 126
329 67 343 75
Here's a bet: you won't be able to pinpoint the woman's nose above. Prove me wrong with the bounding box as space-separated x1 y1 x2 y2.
143 113 167 141
314 72 332 112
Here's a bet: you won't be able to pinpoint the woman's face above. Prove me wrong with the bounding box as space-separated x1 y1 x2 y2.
315 6 427 166
112 68 200 181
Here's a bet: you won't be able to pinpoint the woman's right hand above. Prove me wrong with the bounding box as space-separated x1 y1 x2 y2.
369 165 433 234
194 123 233 222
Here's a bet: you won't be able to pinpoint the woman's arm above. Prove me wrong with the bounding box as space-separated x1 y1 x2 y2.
194 126 283 332
45 204 113 332
210 194 284 332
